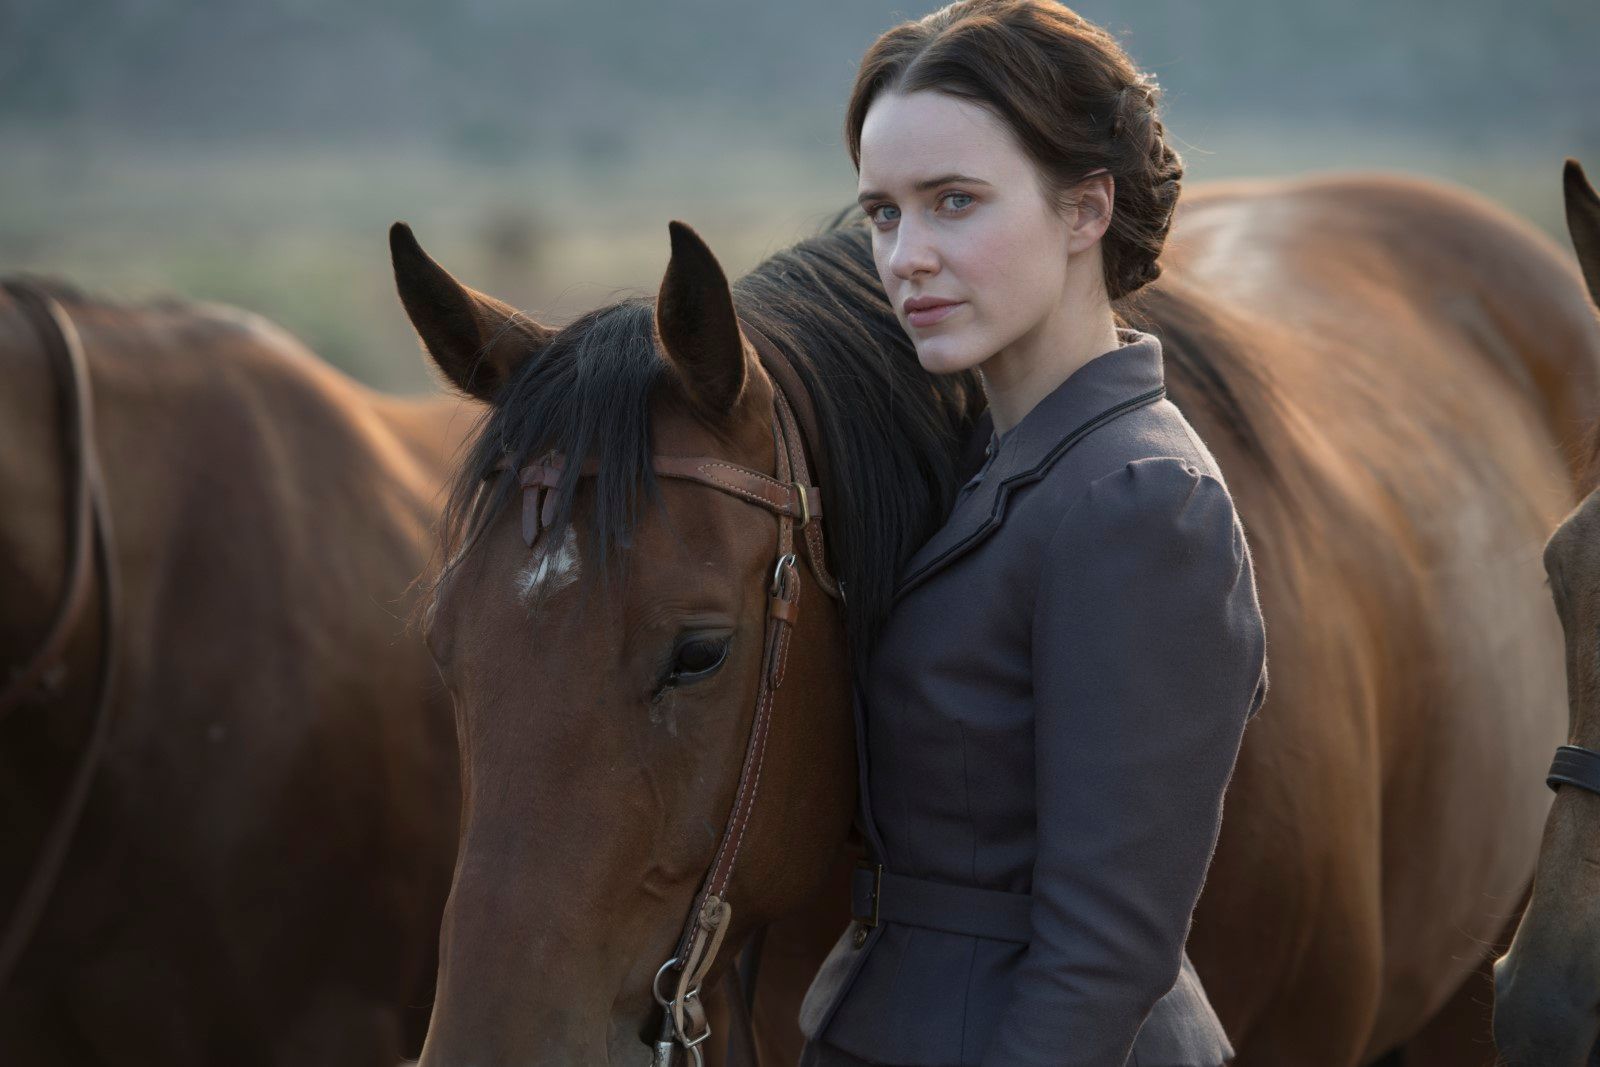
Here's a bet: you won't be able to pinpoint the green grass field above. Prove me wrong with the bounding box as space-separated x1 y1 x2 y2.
1 121 1581 392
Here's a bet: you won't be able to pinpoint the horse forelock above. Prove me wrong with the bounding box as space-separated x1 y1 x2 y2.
434 214 985 669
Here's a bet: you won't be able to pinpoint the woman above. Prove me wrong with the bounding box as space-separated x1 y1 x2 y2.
797 2 1270 1065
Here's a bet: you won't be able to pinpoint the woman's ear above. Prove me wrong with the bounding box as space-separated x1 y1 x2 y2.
1066 171 1115 255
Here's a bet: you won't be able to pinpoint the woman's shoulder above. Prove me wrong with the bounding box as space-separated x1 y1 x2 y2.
1062 454 1240 555
1079 392 1227 483
1023 393 1238 526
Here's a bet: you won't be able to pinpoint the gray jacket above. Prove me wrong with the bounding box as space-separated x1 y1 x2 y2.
797 329 1269 1067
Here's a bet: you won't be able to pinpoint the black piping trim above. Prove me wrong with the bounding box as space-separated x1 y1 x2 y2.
892 385 1167 600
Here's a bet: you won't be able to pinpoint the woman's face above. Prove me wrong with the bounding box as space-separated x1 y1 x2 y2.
856 89 1079 376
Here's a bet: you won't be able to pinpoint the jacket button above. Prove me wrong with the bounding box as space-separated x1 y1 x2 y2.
852 924 869 949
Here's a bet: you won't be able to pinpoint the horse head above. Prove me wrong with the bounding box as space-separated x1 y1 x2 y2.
1494 158 1600 1067
393 219 892 1064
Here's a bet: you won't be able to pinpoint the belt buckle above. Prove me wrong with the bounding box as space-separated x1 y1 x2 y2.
852 860 883 929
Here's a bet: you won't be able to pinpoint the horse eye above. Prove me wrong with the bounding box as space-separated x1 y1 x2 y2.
671 637 730 684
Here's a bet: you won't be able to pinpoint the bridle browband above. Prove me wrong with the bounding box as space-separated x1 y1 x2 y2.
0 280 120 991
496 326 843 1065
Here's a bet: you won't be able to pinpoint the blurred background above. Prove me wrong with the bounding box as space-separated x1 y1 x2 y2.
2 0 1595 392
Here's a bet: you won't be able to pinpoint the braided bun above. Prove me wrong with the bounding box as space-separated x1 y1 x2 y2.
1102 78 1184 298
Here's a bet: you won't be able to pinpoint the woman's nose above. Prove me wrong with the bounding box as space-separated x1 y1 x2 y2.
887 218 938 281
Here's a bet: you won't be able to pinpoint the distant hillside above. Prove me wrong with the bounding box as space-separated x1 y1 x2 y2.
3 0 1595 153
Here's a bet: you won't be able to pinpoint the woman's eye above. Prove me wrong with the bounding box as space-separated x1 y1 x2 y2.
868 203 901 226
940 192 974 212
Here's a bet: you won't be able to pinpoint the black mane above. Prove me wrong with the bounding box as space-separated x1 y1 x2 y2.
438 215 985 669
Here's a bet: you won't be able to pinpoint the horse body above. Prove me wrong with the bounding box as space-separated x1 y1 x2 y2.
1152 174 1599 1062
0 286 469 1064
397 172 1596 1066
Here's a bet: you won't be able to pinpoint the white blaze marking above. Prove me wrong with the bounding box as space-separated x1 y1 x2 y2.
516 525 581 606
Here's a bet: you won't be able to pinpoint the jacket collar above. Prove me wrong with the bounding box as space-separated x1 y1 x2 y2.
982 327 1164 481
891 328 1167 605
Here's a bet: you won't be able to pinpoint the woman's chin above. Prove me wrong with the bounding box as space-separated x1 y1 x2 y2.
915 338 984 377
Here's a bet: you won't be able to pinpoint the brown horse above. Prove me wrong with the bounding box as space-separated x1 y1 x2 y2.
1493 159 1600 1067
398 169 1599 1067
0 281 469 1065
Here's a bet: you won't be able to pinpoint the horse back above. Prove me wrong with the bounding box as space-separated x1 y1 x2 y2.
1135 175 1593 1056
1168 173 1600 485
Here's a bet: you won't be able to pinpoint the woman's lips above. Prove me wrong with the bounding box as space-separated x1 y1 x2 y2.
906 301 963 328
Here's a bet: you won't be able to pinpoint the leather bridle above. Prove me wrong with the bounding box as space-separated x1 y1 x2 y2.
0 280 120 991
496 327 843 1065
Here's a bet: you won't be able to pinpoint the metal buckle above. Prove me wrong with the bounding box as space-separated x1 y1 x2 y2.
651 956 710 1066
853 860 883 928
769 553 797 598
679 989 712 1049
792 482 813 527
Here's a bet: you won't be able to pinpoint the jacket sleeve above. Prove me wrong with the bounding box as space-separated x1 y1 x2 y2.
980 456 1268 1067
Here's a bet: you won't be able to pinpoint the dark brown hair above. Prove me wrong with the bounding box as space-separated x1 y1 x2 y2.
845 0 1182 300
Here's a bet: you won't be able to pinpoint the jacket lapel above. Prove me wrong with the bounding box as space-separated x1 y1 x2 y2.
891 471 1010 606
888 331 1169 607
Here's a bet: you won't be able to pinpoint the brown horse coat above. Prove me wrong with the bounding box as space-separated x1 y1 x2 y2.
1135 173 1597 1063
0 285 471 1065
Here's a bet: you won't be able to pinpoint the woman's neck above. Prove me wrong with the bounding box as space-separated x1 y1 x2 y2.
978 286 1121 439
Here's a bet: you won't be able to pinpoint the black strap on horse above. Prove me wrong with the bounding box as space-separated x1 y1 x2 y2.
0 280 120 991
1547 744 1600 796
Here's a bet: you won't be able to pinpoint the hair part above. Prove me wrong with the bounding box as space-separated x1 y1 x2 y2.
844 0 1183 301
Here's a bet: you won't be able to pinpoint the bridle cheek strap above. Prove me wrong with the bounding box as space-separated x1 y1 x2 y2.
500 362 837 1066
653 385 812 1066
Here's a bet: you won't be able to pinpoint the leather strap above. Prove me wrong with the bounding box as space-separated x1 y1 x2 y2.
742 322 832 512
850 864 1034 944
0 281 120 992
748 327 851 601
0 287 98 723
1548 744 1600 795
513 451 823 547
501 331 843 609
744 326 844 603
650 380 807 1065
487 336 839 1065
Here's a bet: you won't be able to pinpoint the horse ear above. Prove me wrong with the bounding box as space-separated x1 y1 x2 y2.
389 222 555 402
654 220 751 422
1565 159 1600 312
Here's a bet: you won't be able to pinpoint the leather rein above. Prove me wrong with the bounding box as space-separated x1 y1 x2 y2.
495 329 843 1065
0 280 120 991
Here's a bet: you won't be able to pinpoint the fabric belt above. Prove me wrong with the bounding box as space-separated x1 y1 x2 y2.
851 864 1034 944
